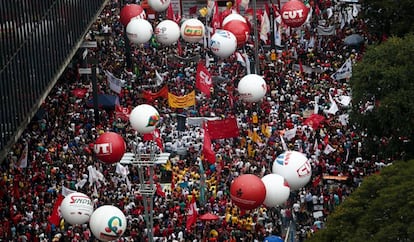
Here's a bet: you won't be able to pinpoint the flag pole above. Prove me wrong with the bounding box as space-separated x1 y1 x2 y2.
253 0 259 74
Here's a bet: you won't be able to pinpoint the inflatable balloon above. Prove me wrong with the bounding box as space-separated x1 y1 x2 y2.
180 18 205 43
230 174 266 210
237 74 267 102
148 0 170 12
221 9 232 20
129 104 160 134
222 13 247 26
210 29 237 58
60 192 94 225
223 20 250 46
280 0 309 28
272 151 312 190
89 205 127 242
120 4 146 26
94 132 126 164
155 20 180 45
261 174 290 207
126 18 153 44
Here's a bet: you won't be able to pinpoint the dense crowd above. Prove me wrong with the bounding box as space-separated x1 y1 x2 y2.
0 0 397 241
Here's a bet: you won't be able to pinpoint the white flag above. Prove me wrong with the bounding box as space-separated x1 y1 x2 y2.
242 53 251 74
327 93 339 115
155 69 164 86
260 10 270 43
274 22 281 47
280 135 288 151
284 127 297 141
61 185 76 197
331 58 352 80
105 70 125 94
235 52 246 67
116 163 129 177
18 143 28 168
323 144 336 154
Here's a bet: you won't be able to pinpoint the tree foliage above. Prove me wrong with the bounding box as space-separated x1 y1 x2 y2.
361 0 414 38
308 160 414 242
349 34 414 160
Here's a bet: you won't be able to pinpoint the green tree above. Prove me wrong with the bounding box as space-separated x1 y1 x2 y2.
308 160 414 242
361 0 414 39
349 34 414 160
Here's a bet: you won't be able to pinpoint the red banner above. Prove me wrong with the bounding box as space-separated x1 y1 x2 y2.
196 61 212 98
142 85 168 101
203 123 216 164
206 117 240 140
115 105 131 122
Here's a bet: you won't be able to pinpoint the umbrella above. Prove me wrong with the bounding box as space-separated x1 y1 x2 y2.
199 212 219 221
344 34 364 46
263 235 283 242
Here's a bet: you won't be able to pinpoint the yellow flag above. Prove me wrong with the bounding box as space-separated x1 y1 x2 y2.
168 90 196 108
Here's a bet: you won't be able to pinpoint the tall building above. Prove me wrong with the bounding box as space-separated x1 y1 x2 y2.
0 0 108 161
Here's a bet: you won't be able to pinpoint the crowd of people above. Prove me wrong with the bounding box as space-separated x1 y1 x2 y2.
0 0 396 241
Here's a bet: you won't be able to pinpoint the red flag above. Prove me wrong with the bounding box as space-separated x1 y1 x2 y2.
155 183 166 197
142 85 169 101
49 194 64 226
177 40 183 56
186 194 198 231
206 117 240 140
211 2 221 32
167 3 175 21
115 105 131 121
312 175 322 188
196 61 212 98
299 58 304 74
303 114 325 130
202 123 216 164
189 5 198 15
143 129 163 151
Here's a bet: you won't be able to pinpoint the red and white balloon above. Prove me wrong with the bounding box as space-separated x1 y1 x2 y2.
230 174 266 210
280 0 309 28
222 13 247 26
120 4 146 26
272 151 312 190
223 20 250 47
237 74 267 103
94 132 126 164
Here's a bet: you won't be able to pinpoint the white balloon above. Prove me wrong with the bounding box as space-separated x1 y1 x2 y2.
89 205 127 242
60 192 94 225
222 13 247 26
272 151 312 190
261 174 291 207
148 0 170 12
126 18 153 44
210 29 237 58
237 74 267 102
155 20 180 45
129 104 160 134
180 18 205 43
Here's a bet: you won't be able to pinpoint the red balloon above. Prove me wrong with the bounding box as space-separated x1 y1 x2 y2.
94 132 126 164
120 4 146 26
223 20 250 47
230 174 266 210
280 0 309 28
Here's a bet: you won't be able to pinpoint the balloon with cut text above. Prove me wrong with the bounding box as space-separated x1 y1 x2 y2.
210 29 237 58
89 205 127 242
60 192 94 225
148 0 170 12
120 4 146 26
272 151 312 190
180 18 205 43
280 0 309 28
129 104 160 134
126 18 153 44
237 74 267 103
94 132 126 164
261 174 291 207
155 20 180 45
223 20 250 47
230 174 266 210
